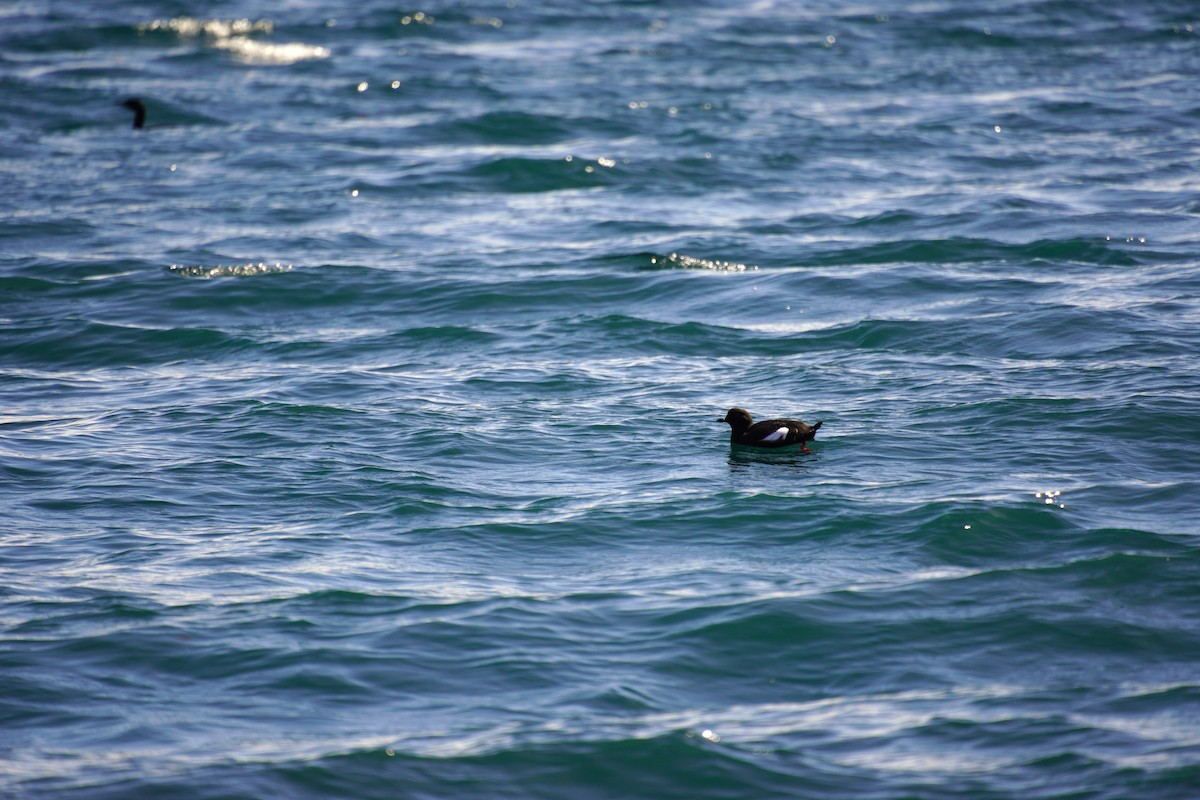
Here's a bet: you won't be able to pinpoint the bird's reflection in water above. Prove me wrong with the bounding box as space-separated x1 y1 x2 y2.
727 446 816 473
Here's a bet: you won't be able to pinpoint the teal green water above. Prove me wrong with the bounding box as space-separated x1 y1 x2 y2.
3 2 1200 798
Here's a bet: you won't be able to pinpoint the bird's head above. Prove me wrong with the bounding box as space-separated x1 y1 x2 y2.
718 407 752 431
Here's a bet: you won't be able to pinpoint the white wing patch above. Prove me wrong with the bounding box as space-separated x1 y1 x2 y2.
760 426 789 443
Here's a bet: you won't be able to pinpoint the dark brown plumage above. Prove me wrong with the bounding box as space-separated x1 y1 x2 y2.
718 407 823 452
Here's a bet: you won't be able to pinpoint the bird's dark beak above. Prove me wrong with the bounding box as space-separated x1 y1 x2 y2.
716 416 727 423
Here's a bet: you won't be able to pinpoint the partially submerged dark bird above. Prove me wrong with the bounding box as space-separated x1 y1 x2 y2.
120 98 146 129
718 407 823 452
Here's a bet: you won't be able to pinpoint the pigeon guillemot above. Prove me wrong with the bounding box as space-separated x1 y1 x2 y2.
718 407 823 453
120 98 146 130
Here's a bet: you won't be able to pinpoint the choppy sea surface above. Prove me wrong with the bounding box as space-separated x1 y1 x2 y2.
3 1 1200 797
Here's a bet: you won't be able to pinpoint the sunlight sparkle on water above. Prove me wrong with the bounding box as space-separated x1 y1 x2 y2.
168 262 293 279
1035 489 1065 509
138 17 328 64
214 38 329 64
137 17 273 37
649 253 757 272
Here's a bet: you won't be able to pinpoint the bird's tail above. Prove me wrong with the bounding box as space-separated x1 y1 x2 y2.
811 421 823 433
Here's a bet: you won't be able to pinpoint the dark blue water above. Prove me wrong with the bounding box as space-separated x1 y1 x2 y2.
3 1 1200 798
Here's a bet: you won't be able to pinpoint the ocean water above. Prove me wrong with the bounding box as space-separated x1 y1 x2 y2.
3 0 1200 797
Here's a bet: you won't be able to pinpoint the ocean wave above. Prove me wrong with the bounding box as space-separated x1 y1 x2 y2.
10 679 1196 799
4 3 1200 799
794 237 1147 268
